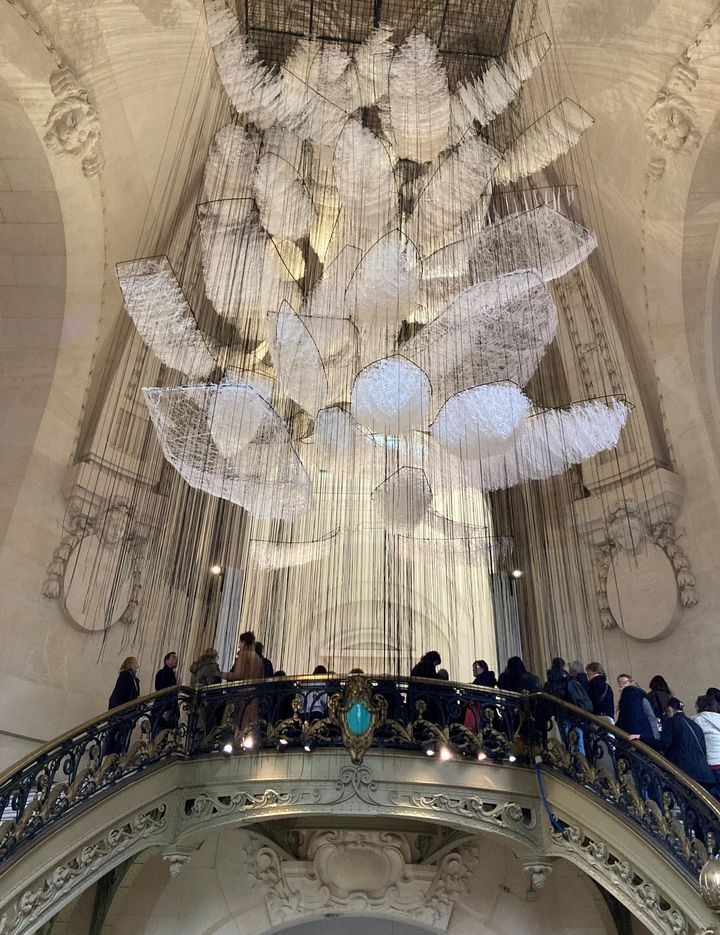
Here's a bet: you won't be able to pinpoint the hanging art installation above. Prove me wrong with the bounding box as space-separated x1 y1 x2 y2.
115 3 630 570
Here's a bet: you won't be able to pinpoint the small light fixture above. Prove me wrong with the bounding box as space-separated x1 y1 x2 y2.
303 738 316 752
423 742 435 757
278 737 288 746
511 569 523 579
241 732 255 750
209 564 223 576
508 753 517 763
477 751 487 761
222 742 233 755
439 746 452 762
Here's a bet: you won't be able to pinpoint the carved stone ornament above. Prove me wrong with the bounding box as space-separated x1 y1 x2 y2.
645 59 701 181
520 858 554 900
244 828 480 930
42 490 144 632
43 67 104 178
554 824 692 935
180 764 539 855
0 805 167 935
593 499 697 634
161 848 193 878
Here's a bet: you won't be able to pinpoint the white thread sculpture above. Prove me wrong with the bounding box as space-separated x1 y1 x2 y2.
116 8 630 566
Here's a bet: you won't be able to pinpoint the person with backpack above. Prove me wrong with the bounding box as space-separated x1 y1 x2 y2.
544 657 592 756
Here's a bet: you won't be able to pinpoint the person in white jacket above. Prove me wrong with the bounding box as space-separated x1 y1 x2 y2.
694 695 720 796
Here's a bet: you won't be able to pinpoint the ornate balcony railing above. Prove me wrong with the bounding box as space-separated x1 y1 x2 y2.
0 674 719 897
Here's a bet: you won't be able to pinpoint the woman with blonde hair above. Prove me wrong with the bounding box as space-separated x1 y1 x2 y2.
106 657 141 756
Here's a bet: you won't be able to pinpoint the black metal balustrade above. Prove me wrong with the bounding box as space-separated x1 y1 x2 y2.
0 675 718 888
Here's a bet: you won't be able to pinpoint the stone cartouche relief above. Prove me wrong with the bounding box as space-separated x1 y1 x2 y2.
42 487 145 632
3 0 104 178
244 827 480 930
592 498 697 638
646 61 701 180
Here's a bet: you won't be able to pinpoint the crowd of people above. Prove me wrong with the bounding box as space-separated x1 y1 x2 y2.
411 650 720 799
106 641 720 798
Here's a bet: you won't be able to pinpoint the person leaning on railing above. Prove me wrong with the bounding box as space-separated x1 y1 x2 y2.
694 695 720 797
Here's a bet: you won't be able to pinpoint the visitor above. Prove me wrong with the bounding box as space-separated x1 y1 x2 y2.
544 657 591 755
106 657 140 756
190 647 225 733
225 631 265 732
706 687 720 709
255 641 274 678
694 695 720 796
350 667 364 674
410 651 442 724
585 662 615 773
568 660 590 693
616 673 633 693
272 670 297 723
585 663 614 722
472 660 497 688
647 675 673 720
616 676 659 742
151 651 179 736
498 656 541 693
302 665 330 721
638 697 716 793
410 651 442 679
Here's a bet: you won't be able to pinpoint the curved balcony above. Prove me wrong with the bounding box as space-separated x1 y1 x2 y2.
1 675 719 934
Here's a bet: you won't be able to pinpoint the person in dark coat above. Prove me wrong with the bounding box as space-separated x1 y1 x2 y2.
568 661 590 694
472 660 497 688
106 656 140 756
498 656 541 693
640 698 716 791
585 663 615 720
152 651 179 737
411 651 442 679
255 642 274 678
616 679 658 742
647 675 673 720
409 651 442 723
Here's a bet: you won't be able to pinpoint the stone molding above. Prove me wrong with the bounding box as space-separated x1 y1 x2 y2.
552 824 712 935
0 805 167 935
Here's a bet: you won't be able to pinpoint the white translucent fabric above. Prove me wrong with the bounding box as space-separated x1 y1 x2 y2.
386 34 450 163
220 367 274 401
144 384 313 520
249 528 340 569
403 270 558 401
334 119 398 242
253 152 316 241
411 136 501 249
345 232 420 327
495 99 594 184
354 25 393 107
117 257 217 381
304 246 362 319
372 467 433 533
452 34 551 133
473 206 597 283
303 316 359 404
429 398 630 492
203 124 257 202
351 355 431 435
432 383 532 460
416 239 473 323
198 203 300 323
311 406 378 476
203 0 239 47
213 36 279 130
268 302 329 416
